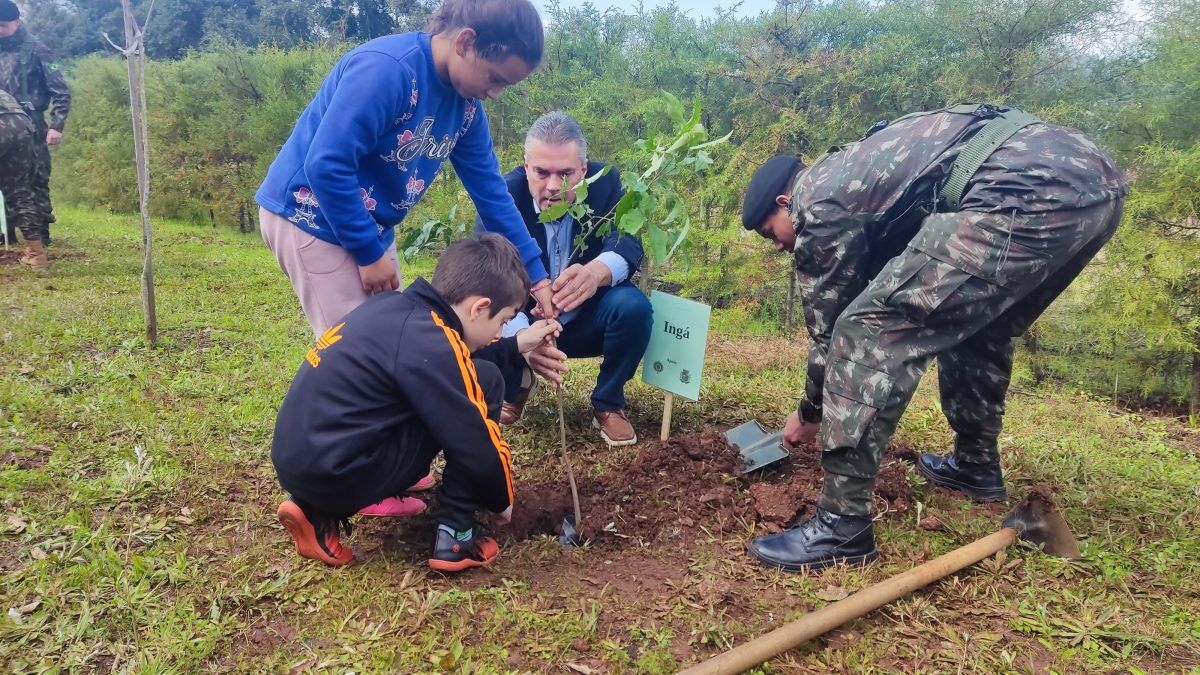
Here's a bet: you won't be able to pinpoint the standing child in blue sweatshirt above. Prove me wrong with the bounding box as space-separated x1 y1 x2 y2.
256 0 556 341
257 0 557 518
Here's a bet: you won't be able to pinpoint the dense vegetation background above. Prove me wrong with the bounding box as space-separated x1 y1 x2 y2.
31 0 1200 417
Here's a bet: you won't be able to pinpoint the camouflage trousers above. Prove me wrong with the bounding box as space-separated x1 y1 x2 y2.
0 114 42 243
818 199 1124 517
31 121 54 236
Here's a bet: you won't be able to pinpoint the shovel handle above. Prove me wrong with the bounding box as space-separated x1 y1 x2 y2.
676 528 1018 675
549 335 583 532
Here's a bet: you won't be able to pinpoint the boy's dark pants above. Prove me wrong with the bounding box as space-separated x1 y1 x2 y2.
289 359 505 532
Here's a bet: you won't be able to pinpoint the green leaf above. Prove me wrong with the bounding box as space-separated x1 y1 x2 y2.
663 199 685 226
583 165 611 185
683 150 713 171
646 222 669 262
661 90 684 124
538 200 572 223
665 219 691 261
619 207 646 236
623 171 649 194
689 130 732 152
668 124 707 154
612 191 640 229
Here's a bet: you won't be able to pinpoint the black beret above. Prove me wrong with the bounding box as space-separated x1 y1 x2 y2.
0 1 18 21
742 155 802 230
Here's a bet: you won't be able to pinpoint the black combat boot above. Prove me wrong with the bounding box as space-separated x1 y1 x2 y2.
916 453 1007 502
748 508 877 571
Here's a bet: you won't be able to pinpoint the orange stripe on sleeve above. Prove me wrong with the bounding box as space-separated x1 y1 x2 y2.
430 311 515 503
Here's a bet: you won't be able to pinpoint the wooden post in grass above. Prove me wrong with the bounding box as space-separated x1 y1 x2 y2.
660 391 674 441
110 0 158 346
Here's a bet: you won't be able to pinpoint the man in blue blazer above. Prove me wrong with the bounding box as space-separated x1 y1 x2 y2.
480 111 652 445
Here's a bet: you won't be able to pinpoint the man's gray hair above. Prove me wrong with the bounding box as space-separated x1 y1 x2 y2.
524 111 588 164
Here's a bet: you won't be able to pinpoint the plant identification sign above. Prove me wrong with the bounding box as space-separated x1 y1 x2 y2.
641 291 711 401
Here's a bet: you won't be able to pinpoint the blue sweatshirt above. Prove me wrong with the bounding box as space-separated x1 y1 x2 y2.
255 32 547 282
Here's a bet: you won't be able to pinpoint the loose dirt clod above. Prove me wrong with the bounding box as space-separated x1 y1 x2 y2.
919 515 946 531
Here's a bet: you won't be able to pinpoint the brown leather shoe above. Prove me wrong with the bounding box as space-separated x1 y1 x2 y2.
593 409 637 446
499 370 537 425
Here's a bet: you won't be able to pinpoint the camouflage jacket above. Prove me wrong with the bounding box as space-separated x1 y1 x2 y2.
0 26 71 131
0 88 29 118
790 104 1128 422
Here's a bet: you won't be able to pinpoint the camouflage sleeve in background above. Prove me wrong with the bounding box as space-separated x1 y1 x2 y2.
34 42 70 132
789 166 877 424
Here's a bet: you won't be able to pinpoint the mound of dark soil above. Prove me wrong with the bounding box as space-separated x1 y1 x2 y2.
500 431 750 543
748 444 914 528
497 430 915 545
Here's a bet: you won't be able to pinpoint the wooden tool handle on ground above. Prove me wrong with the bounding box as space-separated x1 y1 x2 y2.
676 528 1018 675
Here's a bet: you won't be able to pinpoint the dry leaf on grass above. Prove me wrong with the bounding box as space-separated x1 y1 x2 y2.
816 585 850 601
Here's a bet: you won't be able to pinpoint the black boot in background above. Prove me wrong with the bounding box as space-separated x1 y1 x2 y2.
916 453 1007 501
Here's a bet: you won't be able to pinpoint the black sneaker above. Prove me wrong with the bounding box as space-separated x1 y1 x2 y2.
428 525 500 573
916 453 1007 502
748 508 877 571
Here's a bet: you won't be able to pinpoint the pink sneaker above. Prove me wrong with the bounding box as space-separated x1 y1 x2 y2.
408 473 437 492
358 496 427 518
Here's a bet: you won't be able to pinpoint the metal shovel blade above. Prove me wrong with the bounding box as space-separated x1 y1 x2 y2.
1002 489 1081 558
725 420 790 474
558 514 582 547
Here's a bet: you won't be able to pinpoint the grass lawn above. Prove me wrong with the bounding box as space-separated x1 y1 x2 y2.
1 207 1199 673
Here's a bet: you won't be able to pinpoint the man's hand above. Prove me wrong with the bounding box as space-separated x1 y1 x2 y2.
516 319 562 354
530 282 557 320
782 411 819 447
46 129 62 146
496 504 513 526
526 341 568 387
551 262 608 313
358 255 400 295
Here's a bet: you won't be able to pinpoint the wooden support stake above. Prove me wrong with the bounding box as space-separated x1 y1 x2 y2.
660 391 674 441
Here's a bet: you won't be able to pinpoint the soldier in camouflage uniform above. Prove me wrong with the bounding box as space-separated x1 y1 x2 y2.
0 88 46 269
0 0 71 246
740 104 1127 570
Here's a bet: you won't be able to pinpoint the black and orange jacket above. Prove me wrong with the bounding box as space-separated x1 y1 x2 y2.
271 277 520 513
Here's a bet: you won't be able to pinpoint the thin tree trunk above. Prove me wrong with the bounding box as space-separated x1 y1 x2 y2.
121 0 157 346
1191 344 1199 422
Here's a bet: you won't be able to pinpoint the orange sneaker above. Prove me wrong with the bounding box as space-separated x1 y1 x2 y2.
277 499 354 566
428 525 500 573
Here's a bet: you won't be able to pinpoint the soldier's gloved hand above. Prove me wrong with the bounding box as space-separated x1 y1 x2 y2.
783 411 819 447
46 129 62 146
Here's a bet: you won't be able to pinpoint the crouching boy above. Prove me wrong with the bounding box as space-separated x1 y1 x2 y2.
271 233 561 572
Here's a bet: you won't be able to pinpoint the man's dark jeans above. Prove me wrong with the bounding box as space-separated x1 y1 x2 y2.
504 283 653 411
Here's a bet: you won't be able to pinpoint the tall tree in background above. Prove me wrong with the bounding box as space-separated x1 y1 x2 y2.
1081 0 1200 417
23 0 433 58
